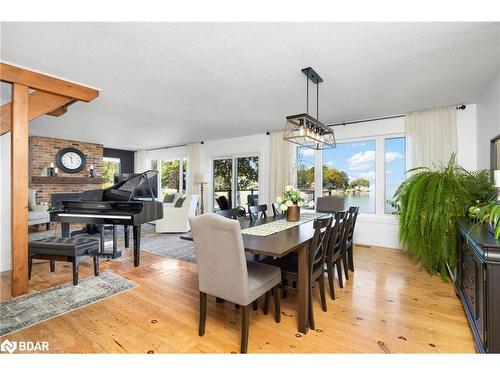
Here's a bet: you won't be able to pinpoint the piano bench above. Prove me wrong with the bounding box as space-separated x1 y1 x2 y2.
28 237 100 286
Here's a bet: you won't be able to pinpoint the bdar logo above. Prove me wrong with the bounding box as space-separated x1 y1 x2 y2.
0 339 17 353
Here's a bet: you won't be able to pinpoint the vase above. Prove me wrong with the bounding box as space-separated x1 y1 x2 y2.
286 204 300 222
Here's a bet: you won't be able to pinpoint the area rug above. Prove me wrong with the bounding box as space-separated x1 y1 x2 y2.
0 271 137 336
140 232 197 264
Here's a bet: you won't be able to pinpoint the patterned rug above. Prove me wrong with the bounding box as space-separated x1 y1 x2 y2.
0 271 137 336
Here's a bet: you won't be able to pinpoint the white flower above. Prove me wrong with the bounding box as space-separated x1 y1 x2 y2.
280 203 288 211
285 185 293 192
276 196 283 204
300 192 307 199
308 200 315 208
286 200 293 207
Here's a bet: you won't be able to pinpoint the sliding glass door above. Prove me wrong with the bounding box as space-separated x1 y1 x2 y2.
213 155 259 211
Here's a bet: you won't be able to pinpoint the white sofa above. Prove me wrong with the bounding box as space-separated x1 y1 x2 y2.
155 195 199 233
28 188 50 228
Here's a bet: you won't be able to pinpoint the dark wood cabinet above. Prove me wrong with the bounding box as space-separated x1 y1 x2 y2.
455 217 500 353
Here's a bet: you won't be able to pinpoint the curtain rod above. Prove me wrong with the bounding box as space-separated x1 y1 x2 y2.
140 143 187 152
327 104 466 128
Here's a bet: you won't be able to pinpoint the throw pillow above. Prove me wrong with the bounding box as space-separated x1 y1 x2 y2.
174 197 185 208
163 193 175 203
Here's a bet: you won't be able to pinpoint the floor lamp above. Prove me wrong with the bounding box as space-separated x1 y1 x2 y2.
195 172 210 214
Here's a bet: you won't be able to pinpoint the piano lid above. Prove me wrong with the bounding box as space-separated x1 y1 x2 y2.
104 170 158 202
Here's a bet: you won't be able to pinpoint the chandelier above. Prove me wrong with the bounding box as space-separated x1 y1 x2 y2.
283 67 336 150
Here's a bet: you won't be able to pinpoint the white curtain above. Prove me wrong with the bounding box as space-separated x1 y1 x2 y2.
405 106 458 169
268 131 296 206
186 143 201 197
134 150 149 173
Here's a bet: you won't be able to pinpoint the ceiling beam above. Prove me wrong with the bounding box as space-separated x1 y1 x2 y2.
1 91 73 136
0 62 99 102
47 100 77 117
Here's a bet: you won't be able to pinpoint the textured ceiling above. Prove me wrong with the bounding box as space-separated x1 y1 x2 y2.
1 22 499 150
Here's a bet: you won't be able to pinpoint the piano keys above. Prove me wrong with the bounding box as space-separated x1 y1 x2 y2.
51 171 163 267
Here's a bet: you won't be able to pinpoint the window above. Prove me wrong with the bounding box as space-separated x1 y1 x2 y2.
213 156 259 211
297 146 315 205
150 157 186 199
385 137 406 214
102 157 121 188
322 140 376 214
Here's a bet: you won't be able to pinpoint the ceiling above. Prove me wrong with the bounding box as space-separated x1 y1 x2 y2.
1 22 499 150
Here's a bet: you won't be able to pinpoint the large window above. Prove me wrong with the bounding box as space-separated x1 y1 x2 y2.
322 140 376 214
385 137 406 214
297 147 315 204
102 157 121 188
150 157 186 199
213 156 259 211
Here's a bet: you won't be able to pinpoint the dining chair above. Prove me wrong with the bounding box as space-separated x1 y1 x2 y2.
345 206 360 273
324 210 347 300
264 216 332 330
216 208 241 219
316 196 345 213
247 194 258 212
271 202 282 217
216 195 231 210
189 213 282 353
249 204 267 221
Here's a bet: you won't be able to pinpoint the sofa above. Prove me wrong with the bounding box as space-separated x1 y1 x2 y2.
155 194 199 233
28 188 50 229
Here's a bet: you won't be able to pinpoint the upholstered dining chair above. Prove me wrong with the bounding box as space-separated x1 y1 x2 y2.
264 216 332 330
316 196 345 213
249 204 267 221
344 206 360 274
189 213 282 353
324 211 347 300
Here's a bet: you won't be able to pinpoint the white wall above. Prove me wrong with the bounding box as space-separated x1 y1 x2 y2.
0 135 12 272
457 104 478 171
477 73 500 170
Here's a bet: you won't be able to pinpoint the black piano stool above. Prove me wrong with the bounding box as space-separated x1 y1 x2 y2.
28 237 100 286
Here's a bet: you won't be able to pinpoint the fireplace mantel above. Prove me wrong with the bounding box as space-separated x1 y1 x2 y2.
31 176 105 184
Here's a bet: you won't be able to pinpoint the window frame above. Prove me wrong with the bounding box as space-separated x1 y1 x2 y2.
312 132 406 217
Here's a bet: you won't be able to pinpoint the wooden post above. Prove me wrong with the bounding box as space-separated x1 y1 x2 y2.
11 83 29 296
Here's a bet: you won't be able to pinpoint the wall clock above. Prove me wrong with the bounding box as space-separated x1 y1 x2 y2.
56 147 87 173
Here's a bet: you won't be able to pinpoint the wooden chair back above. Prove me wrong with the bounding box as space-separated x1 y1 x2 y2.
309 216 333 276
271 202 282 217
249 204 268 221
217 208 241 220
326 211 347 261
346 206 359 243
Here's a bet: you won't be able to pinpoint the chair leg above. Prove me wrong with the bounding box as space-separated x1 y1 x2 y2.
308 283 315 330
282 279 288 299
252 300 258 311
72 258 79 286
342 251 349 280
273 285 281 323
28 257 33 280
326 262 335 300
318 276 327 312
336 260 344 288
348 244 355 272
50 260 55 272
240 305 249 354
264 291 270 315
93 252 100 276
199 292 207 336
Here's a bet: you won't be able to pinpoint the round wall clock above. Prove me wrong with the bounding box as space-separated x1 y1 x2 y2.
56 148 87 173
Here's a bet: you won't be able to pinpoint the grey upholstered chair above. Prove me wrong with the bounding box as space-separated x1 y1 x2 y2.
316 196 345 213
189 213 282 353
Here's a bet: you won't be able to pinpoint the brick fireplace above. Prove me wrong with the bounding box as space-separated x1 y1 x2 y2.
29 136 104 205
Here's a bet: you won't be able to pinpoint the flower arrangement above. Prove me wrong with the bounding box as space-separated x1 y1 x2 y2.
276 186 313 211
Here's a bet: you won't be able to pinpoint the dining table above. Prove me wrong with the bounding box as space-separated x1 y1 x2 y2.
180 213 322 335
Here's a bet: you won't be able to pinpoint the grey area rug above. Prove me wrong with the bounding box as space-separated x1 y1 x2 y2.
0 271 137 336
30 224 197 264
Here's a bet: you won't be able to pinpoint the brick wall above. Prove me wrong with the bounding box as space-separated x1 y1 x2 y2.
29 136 104 204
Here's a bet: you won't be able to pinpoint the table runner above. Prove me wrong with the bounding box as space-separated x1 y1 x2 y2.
241 212 325 237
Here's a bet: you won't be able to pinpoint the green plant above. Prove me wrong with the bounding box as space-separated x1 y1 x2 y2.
468 202 500 239
277 186 308 211
458 169 497 204
394 154 472 278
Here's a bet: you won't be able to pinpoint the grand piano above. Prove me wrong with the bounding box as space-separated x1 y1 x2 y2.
51 170 163 267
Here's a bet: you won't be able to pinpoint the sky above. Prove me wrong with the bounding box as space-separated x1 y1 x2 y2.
297 137 406 187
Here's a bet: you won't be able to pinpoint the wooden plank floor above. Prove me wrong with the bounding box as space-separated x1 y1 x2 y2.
0 240 476 353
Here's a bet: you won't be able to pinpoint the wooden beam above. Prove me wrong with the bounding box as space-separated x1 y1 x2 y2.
0 62 99 102
1 91 73 135
47 100 76 117
11 83 29 297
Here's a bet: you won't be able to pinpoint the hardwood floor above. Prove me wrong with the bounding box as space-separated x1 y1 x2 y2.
0 241 475 353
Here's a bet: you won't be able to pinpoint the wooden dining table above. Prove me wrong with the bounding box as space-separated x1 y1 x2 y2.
180 214 319 335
